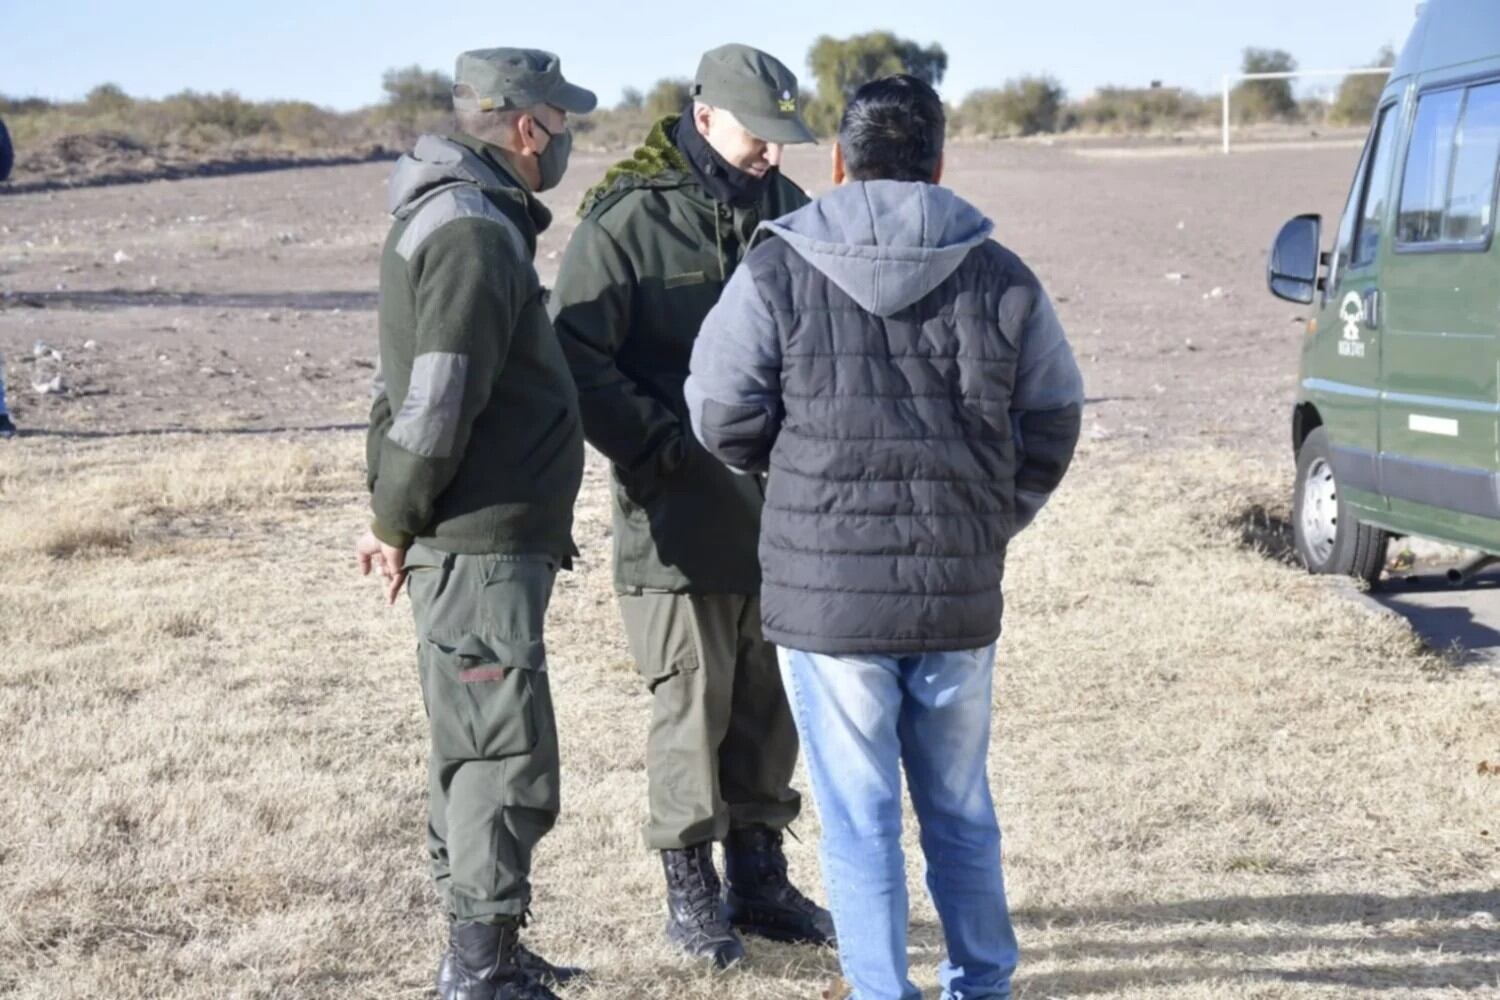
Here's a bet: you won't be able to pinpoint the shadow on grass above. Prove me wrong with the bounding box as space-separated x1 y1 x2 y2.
1017 889 1500 927
991 891 1500 995
1015 959 1500 996
1230 503 1299 566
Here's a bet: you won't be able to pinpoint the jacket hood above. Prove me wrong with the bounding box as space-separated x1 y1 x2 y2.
760 181 994 317
578 114 692 217
388 134 550 232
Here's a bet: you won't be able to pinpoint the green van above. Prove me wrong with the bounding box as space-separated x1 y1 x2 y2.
1268 0 1500 585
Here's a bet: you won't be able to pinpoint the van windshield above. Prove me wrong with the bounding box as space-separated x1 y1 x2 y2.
1330 129 1377 289
1354 105 1401 267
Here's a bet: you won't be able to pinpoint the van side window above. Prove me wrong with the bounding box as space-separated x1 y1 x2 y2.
1353 105 1400 267
1399 89 1463 244
1443 82 1500 242
1398 82 1500 247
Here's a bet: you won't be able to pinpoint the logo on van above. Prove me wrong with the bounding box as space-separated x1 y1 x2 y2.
1338 292 1366 358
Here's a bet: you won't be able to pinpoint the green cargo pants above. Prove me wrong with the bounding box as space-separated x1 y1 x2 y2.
405 543 561 924
618 591 801 850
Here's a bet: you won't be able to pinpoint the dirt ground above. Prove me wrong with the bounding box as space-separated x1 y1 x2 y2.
1 139 1496 999
0 138 1360 452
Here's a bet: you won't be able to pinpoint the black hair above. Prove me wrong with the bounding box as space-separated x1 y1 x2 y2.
837 74 945 183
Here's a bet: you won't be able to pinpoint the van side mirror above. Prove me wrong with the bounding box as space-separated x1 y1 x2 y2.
1267 214 1322 305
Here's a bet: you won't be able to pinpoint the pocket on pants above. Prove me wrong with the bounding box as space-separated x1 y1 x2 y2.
619 595 701 693
420 632 544 761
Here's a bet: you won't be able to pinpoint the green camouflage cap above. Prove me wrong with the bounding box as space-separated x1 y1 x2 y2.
452 48 597 114
692 43 815 144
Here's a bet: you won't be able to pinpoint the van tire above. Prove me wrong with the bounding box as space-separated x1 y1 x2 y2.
1293 427 1388 586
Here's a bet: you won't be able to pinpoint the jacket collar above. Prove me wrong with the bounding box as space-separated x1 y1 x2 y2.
448 132 554 236
672 110 775 209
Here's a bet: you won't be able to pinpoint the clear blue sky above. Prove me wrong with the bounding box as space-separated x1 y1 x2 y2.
5 0 1420 109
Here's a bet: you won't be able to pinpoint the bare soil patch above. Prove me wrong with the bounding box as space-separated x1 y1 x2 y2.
1 139 1361 453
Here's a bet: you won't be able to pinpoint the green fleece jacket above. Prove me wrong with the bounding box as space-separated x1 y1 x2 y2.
367 133 583 557
549 114 809 594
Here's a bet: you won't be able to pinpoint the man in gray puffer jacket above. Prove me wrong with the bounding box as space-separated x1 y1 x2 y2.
685 75 1082 1000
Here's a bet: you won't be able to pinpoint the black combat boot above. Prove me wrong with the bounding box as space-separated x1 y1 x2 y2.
436 920 561 1000
661 843 746 968
723 827 836 947
511 940 584 989
438 920 585 993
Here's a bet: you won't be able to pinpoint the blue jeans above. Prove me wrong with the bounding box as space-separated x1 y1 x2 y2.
778 645 1017 1000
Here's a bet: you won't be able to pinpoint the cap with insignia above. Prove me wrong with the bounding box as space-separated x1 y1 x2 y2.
452 48 597 114
692 43 815 144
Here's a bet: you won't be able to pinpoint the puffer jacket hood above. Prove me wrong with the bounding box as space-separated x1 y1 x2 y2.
761 180 994 317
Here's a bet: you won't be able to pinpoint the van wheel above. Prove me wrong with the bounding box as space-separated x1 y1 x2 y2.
1293 427 1388 586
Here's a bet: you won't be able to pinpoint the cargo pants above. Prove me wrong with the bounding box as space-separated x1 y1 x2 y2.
406 543 561 924
618 591 801 850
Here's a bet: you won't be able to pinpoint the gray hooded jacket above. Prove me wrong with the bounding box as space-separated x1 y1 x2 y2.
686 180 1083 655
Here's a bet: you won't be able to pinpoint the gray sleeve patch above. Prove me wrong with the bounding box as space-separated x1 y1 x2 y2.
1011 289 1083 412
395 185 526 263
389 351 468 458
996 282 1037 350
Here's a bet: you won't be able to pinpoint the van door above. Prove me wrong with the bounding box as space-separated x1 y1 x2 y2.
1308 98 1404 500
1379 75 1500 542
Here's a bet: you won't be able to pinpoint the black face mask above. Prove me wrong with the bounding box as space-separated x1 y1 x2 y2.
529 116 572 192
673 112 773 208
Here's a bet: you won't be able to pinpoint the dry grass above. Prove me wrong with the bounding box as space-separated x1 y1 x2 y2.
0 433 1495 999
35 516 134 560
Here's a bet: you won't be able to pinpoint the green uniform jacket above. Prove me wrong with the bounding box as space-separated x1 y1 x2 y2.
549 115 809 594
368 133 584 558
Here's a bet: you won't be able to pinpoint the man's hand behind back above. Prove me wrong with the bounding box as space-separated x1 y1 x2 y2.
356 529 408 605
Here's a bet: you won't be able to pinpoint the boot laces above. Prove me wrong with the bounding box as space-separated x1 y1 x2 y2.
672 851 728 927
740 831 820 915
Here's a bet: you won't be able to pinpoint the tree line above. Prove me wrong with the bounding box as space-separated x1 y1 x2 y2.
2 35 1397 173
380 36 1396 141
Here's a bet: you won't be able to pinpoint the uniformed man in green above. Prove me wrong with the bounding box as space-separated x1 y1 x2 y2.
356 47 594 1000
549 44 834 966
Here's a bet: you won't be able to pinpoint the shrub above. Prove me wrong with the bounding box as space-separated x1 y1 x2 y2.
159 90 272 138
85 83 133 115
805 31 947 136
381 65 452 113
1330 47 1396 126
1232 48 1299 123
958 77 1066 137
644 78 692 118
1070 86 1216 132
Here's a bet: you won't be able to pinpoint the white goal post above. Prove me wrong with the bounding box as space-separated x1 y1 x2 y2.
1221 68 1394 153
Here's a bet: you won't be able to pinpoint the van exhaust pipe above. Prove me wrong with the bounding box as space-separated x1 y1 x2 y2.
1447 555 1500 586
